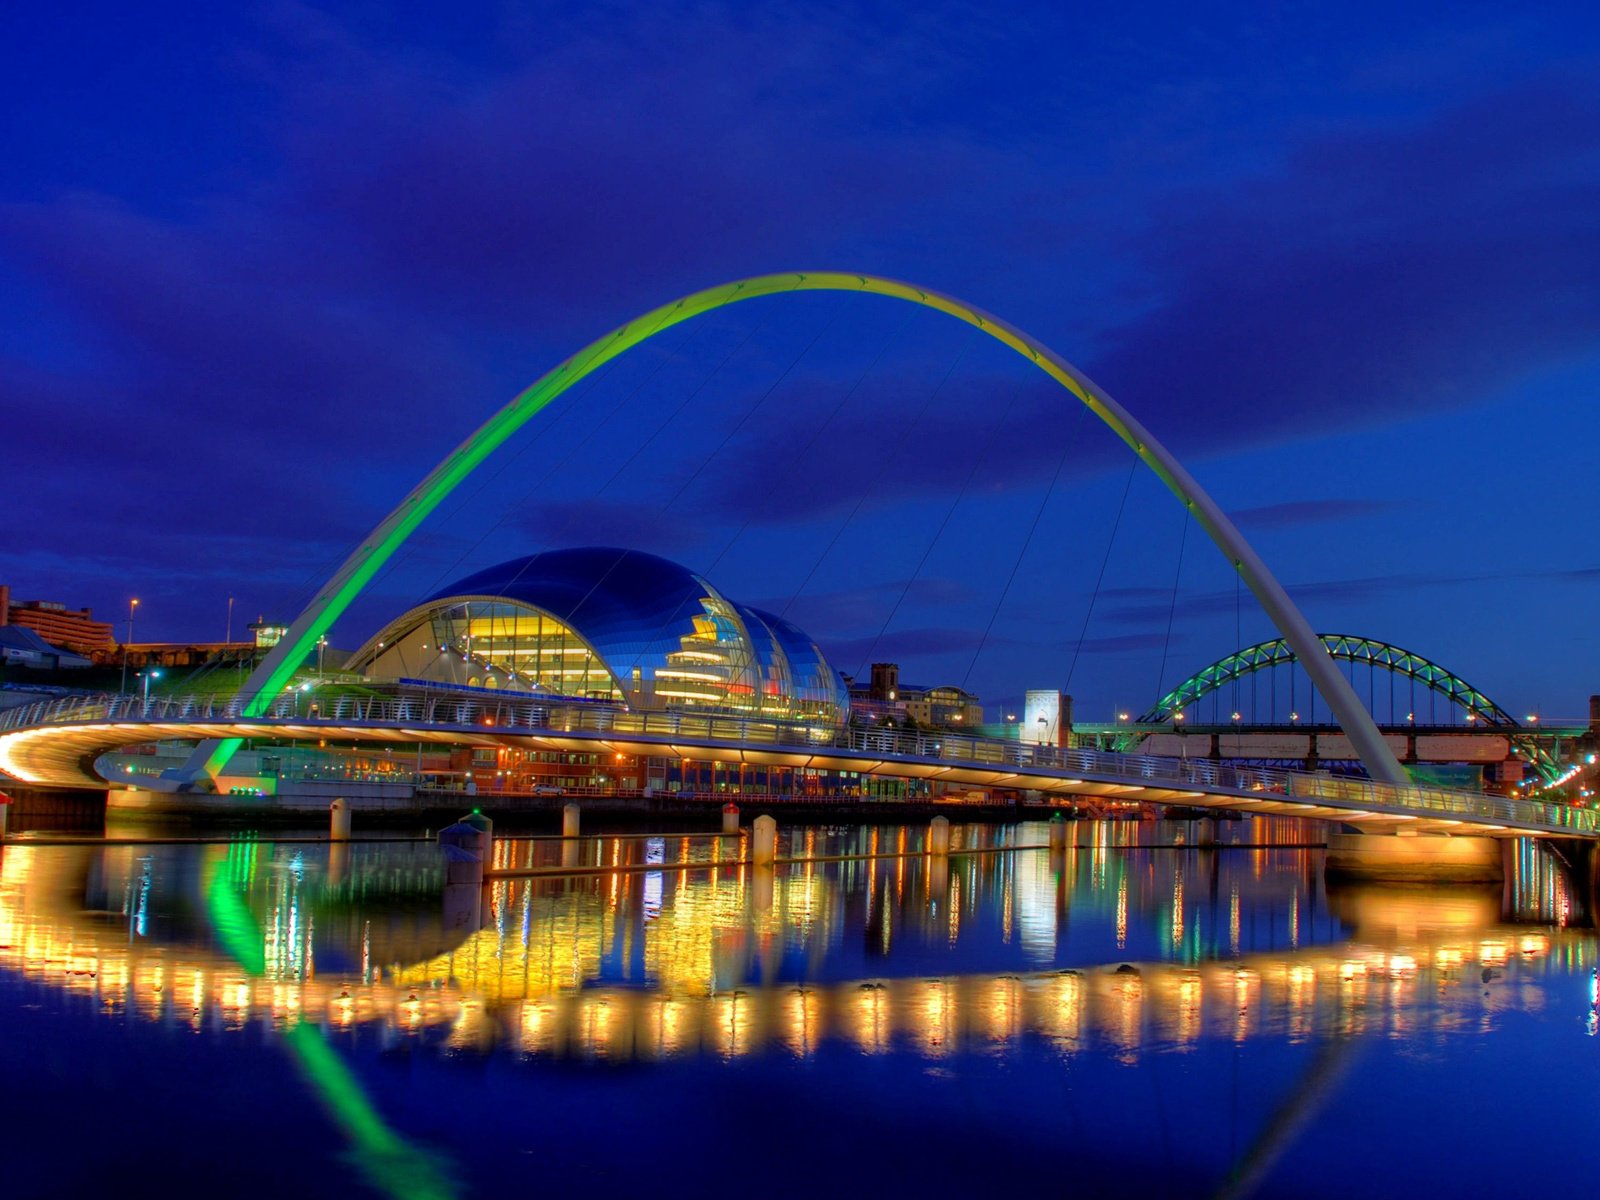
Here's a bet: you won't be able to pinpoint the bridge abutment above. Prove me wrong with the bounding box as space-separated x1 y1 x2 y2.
1325 831 1504 884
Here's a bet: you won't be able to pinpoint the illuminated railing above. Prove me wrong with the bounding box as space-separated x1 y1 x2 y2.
4 688 1597 836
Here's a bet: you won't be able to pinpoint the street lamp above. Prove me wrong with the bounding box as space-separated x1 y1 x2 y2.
120 597 139 694
139 668 162 706
317 635 329 681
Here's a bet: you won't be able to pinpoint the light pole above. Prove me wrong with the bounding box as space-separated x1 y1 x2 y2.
120 597 139 694
317 635 329 682
226 595 234 644
140 668 162 707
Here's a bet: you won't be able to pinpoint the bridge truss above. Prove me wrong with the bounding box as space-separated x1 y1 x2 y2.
1140 634 1559 782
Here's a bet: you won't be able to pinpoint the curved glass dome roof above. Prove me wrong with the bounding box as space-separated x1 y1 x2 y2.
348 548 849 725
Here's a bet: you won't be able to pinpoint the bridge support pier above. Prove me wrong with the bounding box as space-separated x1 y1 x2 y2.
928 816 951 856
1325 832 1504 884
562 803 580 839
752 815 777 866
330 797 351 841
1048 813 1068 854
439 816 492 935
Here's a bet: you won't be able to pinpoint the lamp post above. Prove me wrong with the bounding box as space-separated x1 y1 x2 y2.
120 597 139 694
226 595 234 644
140 668 162 707
317 635 329 682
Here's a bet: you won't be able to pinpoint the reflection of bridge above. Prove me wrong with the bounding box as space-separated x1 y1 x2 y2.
3 688 1598 837
2 838 1587 1062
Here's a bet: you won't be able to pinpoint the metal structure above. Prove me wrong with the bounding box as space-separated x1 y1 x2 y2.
175 272 1406 787
5 689 1595 837
1142 634 1517 725
1140 633 1563 782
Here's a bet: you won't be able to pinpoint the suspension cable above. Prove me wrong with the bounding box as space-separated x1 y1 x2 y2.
1064 459 1138 689
958 386 1086 691
851 369 1022 681
1152 505 1191 711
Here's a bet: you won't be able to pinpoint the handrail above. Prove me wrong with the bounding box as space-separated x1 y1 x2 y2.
4 688 1595 835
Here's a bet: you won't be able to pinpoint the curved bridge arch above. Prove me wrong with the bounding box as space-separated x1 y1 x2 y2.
187 273 1408 785
1140 634 1519 726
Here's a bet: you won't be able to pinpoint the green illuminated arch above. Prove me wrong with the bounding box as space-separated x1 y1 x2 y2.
1142 634 1519 725
185 273 1409 785
1141 634 1560 782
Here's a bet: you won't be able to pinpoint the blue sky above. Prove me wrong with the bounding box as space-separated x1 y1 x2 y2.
3 2 1597 719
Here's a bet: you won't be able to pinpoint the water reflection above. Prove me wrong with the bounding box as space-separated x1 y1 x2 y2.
1 820 1591 1061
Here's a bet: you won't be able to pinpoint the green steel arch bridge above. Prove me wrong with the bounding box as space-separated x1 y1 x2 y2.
1130 634 1574 784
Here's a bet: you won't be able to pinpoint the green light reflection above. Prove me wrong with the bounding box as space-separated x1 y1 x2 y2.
203 848 456 1200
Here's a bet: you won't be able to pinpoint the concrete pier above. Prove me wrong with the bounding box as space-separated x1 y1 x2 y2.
562 803 580 839
928 815 951 855
1048 813 1067 854
438 818 490 933
752 815 777 866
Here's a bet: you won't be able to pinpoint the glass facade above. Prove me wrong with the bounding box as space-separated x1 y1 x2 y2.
347 548 850 726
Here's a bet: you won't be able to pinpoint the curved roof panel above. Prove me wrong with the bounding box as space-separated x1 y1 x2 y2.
426 547 719 674
375 547 848 724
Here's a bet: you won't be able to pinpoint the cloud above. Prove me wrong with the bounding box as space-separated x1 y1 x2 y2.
1231 498 1400 529
1091 77 1600 452
510 499 705 555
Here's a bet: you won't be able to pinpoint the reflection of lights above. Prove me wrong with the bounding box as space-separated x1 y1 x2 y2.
782 988 819 1058
851 984 889 1054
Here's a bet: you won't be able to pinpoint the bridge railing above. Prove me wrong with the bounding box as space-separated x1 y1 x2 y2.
4 689 1596 835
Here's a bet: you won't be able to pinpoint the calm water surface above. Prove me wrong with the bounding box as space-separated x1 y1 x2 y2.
1 817 1594 1198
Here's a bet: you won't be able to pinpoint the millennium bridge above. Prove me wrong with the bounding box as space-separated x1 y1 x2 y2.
6 273 1593 846
3 687 1595 838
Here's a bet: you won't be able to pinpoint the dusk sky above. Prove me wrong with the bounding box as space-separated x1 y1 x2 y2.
4 2 1597 721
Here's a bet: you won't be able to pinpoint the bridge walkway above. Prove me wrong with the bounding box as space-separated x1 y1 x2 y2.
2 691 1596 839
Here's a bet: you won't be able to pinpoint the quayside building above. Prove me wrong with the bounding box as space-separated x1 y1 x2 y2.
109 548 937 803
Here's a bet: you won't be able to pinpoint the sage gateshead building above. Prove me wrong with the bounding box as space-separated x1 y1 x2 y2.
346 547 850 727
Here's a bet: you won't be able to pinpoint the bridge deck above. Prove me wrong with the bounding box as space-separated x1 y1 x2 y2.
2 692 1595 838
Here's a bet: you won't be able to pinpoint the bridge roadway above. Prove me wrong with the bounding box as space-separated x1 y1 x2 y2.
3 690 1597 839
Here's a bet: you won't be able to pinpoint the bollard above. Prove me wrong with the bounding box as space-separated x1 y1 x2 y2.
752 814 778 866
563 802 581 839
461 809 494 863
722 802 740 835
330 797 352 841
438 820 488 933
928 815 951 856
1048 812 1067 853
